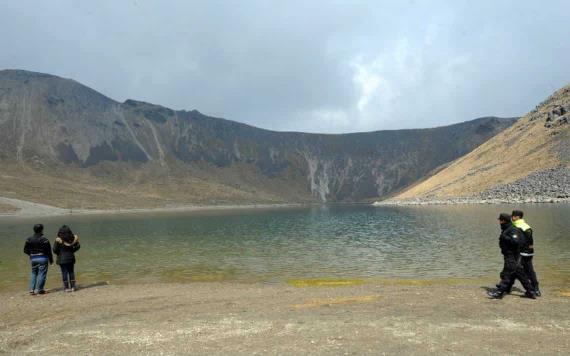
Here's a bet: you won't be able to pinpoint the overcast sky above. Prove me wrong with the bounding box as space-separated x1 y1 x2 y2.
1 1 569 133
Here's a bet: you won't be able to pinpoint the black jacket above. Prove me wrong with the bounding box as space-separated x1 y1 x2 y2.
513 219 534 255
519 228 534 255
23 233 54 264
53 235 80 265
499 223 523 256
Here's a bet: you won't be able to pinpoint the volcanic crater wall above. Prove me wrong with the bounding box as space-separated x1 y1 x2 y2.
0 70 517 202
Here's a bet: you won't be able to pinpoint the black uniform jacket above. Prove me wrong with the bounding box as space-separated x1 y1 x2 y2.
499 223 523 256
520 228 534 255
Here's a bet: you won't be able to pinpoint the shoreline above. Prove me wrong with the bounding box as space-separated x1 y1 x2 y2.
1 281 569 354
373 197 570 206
0 196 308 219
2 195 570 218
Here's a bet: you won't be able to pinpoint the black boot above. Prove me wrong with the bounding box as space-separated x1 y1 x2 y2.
487 290 504 299
535 289 541 297
523 291 537 299
496 283 511 294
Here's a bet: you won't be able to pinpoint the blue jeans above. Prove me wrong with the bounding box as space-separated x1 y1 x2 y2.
29 257 49 292
59 263 76 289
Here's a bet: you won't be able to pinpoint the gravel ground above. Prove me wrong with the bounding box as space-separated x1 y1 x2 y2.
1 281 569 355
475 165 570 201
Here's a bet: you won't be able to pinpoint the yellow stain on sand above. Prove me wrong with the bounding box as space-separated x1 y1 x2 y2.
287 279 366 287
291 295 382 309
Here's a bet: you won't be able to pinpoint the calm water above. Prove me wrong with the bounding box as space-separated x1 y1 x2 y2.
1 204 569 291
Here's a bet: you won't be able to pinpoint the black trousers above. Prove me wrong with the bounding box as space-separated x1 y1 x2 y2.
498 254 533 293
506 256 539 291
59 263 76 289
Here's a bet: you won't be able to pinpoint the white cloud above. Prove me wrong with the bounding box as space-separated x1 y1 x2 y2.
352 61 381 113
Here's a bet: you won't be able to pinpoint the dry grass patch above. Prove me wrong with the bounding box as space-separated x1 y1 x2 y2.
0 202 19 213
0 161 295 210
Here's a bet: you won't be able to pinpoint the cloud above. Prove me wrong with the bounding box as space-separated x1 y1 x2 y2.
0 0 569 133
352 61 381 113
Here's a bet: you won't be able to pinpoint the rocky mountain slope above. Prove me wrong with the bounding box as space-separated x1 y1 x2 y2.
389 84 570 204
0 70 516 209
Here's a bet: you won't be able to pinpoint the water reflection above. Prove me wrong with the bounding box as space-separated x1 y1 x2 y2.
0 204 568 291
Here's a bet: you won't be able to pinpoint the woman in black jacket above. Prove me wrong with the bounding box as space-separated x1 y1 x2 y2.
53 225 80 292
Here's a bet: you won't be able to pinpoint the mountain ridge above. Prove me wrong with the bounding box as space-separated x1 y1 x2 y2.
0 69 517 208
1 68 510 136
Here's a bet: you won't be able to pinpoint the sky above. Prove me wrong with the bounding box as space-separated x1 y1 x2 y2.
1 0 569 133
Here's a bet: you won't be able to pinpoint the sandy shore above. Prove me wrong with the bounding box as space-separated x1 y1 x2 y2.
0 196 305 218
1 281 569 355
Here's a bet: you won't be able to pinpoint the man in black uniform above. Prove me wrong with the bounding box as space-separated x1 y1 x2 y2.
487 213 536 299
511 210 541 296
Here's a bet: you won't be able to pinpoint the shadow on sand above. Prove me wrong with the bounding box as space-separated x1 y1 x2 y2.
480 285 526 298
48 281 109 293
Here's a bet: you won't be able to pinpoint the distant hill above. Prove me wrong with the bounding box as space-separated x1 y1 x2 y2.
0 69 516 209
391 84 570 203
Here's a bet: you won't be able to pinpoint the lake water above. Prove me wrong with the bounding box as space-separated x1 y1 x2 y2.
1 204 569 292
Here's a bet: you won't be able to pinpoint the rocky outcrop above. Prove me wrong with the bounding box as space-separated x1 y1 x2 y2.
527 85 570 129
544 105 569 128
475 165 570 201
0 70 516 204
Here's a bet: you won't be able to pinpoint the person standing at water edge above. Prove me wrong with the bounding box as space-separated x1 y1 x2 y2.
23 224 53 295
488 213 536 299
511 210 541 296
53 225 81 292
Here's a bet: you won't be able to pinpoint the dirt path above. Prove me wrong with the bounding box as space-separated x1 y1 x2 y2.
0 197 66 217
1 282 569 355
0 201 19 214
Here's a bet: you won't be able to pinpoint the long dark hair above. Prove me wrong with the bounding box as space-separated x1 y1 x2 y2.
57 225 74 243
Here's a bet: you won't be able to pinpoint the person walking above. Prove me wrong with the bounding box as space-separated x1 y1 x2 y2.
53 225 81 292
23 224 53 295
488 213 536 299
512 210 541 296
